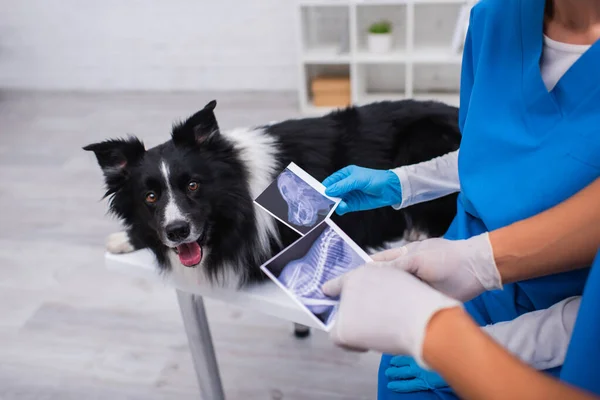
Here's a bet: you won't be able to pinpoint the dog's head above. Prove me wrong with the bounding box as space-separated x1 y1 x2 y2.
84 100 257 275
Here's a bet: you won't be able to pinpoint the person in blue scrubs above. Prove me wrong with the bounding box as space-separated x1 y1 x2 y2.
322 0 600 398
321 247 600 399
320 177 600 398
560 250 600 396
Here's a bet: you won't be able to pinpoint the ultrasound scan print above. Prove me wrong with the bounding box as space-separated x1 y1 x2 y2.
277 226 366 325
277 169 335 230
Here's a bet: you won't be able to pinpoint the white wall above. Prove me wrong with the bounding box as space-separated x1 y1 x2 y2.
0 0 298 91
0 1 457 92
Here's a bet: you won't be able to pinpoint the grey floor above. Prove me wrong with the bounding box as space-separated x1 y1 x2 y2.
0 91 381 400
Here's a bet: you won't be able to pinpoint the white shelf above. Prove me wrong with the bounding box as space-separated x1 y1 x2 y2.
355 50 407 63
303 47 351 63
352 47 461 64
412 47 462 63
296 0 473 113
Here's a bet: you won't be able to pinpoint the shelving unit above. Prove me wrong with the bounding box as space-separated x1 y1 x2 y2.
296 0 474 114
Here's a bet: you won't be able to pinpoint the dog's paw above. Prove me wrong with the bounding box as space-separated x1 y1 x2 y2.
106 232 135 254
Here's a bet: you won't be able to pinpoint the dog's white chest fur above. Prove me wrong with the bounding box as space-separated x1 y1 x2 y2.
165 127 282 288
106 232 135 254
221 127 282 253
166 250 243 290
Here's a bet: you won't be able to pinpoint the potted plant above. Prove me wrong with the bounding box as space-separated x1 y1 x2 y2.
367 20 393 53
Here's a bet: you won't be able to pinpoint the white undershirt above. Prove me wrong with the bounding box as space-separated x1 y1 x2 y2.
540 35 591 91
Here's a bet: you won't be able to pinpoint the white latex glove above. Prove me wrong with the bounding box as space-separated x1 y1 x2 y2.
483 296 581 370
373 232 502 302
322 264 461 368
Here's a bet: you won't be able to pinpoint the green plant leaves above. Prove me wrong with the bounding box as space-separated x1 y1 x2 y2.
368 20 392 34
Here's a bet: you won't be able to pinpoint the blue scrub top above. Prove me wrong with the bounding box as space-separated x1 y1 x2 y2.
452 0 600 322
379 0 600 398
560 249 600 395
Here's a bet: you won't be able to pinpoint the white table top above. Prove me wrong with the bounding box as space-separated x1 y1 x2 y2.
105 249 323 329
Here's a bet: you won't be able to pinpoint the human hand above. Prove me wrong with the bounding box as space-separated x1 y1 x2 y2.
371 232 502 302
322 165 402 215
385 355 448 393
322 263 461 367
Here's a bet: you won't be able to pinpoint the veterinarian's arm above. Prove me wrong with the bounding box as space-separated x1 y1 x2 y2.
323 150 460 215
372 177 600 302
490 176 600 284
423 307 598 400
481 295 580 370
323 264 595 400
391 149 460 209
386 296 581 393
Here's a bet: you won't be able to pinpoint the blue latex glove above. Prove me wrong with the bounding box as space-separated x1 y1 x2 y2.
322 165 402 215
385 356 448 393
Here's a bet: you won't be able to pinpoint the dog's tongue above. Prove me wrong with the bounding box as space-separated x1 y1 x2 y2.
177 242 202 267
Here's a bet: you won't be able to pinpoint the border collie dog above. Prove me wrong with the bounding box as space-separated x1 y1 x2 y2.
85 100 461 288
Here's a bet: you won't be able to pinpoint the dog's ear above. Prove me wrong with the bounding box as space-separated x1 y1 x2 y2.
172 100 220 147
83 136 145 195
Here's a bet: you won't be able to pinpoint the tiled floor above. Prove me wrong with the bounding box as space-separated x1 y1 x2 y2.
0 91 380 400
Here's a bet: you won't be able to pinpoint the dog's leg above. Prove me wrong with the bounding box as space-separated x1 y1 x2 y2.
106 231 136 254
293 323 311 338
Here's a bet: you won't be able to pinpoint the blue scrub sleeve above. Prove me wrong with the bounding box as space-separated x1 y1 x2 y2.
560 249 600 395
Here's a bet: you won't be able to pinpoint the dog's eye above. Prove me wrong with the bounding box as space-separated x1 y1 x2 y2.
145 191 158 204
188 181 199 192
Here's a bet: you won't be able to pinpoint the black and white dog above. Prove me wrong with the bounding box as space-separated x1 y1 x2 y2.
85 99 461 288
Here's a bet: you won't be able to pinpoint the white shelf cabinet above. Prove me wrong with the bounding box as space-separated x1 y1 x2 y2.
296 0 474 114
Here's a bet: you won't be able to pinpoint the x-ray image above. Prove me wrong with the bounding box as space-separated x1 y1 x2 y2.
277 169 334 228
254 162 340 235
261 220 371 329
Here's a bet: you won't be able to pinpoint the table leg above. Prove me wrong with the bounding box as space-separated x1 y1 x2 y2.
176 290 226 400
293 323 311 338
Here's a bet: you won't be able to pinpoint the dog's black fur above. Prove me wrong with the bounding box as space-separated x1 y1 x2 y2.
85 99 461 287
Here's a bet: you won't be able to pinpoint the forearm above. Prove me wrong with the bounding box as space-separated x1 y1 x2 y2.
490 178 600 284
424 308 597 400
392 150 460 209
482 296 581 370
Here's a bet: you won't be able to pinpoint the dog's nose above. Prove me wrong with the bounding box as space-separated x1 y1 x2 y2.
166 221 190 242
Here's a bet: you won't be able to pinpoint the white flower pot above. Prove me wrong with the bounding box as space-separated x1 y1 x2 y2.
367 33 393 53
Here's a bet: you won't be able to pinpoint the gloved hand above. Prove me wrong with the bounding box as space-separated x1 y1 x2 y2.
372 232 502 302
322 263 461 367
383 297 582 393
322 165 402 215
385 355 448 393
